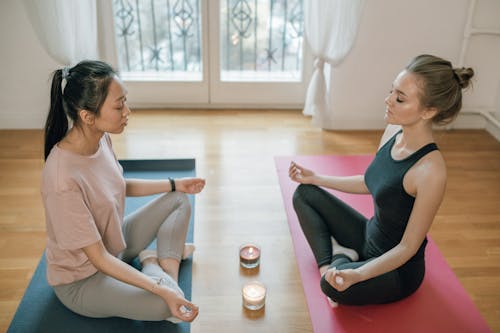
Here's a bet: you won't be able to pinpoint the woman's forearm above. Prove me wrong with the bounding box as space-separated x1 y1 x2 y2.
126 178 172 197
313 175 369 194
356 243 413 282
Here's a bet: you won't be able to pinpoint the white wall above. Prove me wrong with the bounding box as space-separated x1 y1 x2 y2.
324 0 500 133
467 0 500 140
1 0 499 133
0 0 59 129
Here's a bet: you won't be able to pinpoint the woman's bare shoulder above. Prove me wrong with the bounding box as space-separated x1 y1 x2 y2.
377 125 401 150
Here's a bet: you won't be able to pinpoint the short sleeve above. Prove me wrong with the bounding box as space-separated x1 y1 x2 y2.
45 190 101 250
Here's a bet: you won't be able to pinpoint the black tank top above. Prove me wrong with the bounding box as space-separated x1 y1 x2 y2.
364 131 439 260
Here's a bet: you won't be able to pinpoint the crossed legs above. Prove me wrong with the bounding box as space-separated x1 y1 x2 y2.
121 191 192 283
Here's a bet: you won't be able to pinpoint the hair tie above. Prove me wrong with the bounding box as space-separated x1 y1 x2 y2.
452 68 463 87
61 67 70 94
62 67 70 80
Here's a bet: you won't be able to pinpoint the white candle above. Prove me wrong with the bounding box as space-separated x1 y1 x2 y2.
242 281 266 310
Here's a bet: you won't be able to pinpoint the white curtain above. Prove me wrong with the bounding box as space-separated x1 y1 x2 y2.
303 0 365 128
23 0 98 66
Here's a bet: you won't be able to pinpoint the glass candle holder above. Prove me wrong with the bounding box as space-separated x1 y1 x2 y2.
239 243 261 269
242 281 266 310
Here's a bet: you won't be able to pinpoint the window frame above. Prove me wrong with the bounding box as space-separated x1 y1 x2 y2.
98 0 311 109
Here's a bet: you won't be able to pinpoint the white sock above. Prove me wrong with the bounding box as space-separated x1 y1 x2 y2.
327 297 339 308
331 237 359 262
182 243 195 260
166 316 183 323
142 263 184 296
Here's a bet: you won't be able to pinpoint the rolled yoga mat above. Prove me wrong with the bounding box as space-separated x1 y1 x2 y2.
7 159 196 333
274 155 491 333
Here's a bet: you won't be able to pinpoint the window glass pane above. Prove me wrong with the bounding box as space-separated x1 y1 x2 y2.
220 0 304 82
112 0 202 80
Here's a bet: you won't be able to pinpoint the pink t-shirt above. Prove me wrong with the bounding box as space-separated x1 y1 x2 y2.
41 134 126 286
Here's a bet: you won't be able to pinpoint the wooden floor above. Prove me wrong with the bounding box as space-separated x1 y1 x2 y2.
0 109 499 333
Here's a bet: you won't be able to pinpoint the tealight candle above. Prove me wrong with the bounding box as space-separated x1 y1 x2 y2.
239 243 261 269
242 281 266 310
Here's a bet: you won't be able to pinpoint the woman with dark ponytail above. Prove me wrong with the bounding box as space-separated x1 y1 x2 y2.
290 54 474 306
41 60 205 322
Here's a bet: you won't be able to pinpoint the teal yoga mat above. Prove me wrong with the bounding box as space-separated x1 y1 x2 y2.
7 159 196 333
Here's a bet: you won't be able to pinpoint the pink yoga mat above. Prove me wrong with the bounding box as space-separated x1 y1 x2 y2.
275 155 491 333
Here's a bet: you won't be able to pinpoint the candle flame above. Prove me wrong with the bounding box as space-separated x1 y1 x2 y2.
249 247 253 254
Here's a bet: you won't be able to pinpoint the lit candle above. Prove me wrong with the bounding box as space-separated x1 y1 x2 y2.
242 281 266 310
239 243 261 269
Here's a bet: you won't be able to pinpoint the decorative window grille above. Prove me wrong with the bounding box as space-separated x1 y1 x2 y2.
221 0 303 77
112 0 303 80
113 0 202 75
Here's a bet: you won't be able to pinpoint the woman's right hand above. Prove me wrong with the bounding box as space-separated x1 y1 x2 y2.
159 287 199 322
289 161 316 184
176 177 206 194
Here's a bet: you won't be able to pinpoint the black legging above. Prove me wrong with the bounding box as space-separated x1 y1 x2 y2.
292 184 425 305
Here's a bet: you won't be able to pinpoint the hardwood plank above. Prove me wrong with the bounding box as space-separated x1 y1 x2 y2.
0 109 498 333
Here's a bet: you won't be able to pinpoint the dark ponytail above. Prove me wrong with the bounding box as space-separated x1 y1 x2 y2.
43 61 117 160
44 69 69 160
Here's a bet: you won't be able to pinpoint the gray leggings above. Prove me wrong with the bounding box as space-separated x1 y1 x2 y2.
53 192 191 321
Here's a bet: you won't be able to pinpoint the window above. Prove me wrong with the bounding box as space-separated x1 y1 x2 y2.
113 0 202 80
220 0 303 82
109 0 310 107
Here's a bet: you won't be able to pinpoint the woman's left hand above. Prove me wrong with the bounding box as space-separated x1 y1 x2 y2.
324 267 361 292
176 178 206 194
